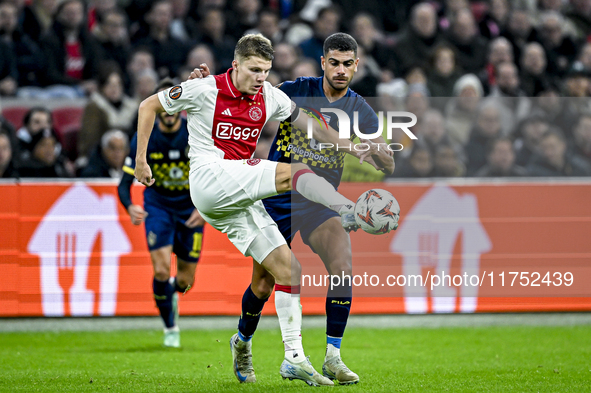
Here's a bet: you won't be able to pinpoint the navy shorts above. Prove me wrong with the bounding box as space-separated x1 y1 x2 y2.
144 198 203 262
263 193 339 247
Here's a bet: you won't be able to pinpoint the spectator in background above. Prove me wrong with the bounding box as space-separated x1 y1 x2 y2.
299 6 341 66
433 143 466 177
394 144 434 178
348 46 379 97
94 8 131 75
530 84 571 131
21 0 59 42
133 67 159 102
290 58 320 80
475 137 528 176
527 129 591 176
184 44 216 80
273 42 298 81
502 8 536 63
577 42 591 80
520 42 551 96
0 130 18 178
87 0 117 33
245 8 282 44
479 36 514 95
403 83 431 139
131 0 188 78
15 107 54 160
19 128 72 177
465 101 504 174
169 0 198 43
40 0 104 96
394 2 443 76
446 8 489 74
196 7 235 73
0 40 16 96
479 0 510 39
564 61 591 97
537 11 579 77
79 129 128 178
427 44 463 100
351 13 394 71
78 63 138 160
445 73 484 147
514 115 550 167
0 1 44 88
125 46 155 95
227 0 261 39
417 109 459 155
488 61 531 131
571 113 591 165
564 0 591 39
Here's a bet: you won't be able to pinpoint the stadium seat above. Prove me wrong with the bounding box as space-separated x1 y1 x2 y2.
52 107 84 136
57 123 79 161
1 106 29 130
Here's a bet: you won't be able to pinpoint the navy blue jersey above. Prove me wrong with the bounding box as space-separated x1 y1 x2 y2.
264 77 379 244
267 76 379 188
123 118 193 211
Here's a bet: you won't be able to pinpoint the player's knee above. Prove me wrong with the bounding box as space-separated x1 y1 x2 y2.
153 267 170 281
329 261 352 277
264 245 300 284
252 279 273 299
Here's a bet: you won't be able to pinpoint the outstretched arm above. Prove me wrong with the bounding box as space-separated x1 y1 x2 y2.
135 94 165 186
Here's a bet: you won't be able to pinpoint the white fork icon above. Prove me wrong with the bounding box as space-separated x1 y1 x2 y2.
57 233 75 316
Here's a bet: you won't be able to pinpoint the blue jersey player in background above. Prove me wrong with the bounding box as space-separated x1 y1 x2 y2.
118 78 204 348
236 33 395 385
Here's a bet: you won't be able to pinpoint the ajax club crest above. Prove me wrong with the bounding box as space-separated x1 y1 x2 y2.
249 106 263 121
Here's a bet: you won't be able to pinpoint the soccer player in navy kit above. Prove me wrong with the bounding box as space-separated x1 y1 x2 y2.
242 33 395 385
187 33 394 385
118 78 204 348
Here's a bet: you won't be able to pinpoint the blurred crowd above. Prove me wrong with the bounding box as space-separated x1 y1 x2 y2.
1 0 591 180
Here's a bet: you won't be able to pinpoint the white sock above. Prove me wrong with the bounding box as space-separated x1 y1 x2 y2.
293 169 354 213
326 343 340 360
275 286 305 362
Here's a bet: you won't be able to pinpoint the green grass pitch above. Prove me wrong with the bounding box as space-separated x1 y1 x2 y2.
1 325 590 392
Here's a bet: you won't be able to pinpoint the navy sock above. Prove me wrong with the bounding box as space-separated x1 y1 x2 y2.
326 282 352 338
153 278 176 328
237 285 268 340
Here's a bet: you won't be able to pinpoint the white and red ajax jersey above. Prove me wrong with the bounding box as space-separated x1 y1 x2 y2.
157 68 293 166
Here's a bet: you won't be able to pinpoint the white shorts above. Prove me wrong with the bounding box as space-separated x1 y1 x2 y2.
189 158 287 263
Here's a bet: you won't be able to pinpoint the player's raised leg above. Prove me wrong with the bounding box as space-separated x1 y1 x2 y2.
275 163 358 231
308 217 359 384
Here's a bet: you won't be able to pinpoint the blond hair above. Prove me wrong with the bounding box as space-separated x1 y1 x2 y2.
234 34 274 63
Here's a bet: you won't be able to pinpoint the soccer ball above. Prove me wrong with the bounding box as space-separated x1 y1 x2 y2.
354 189 400 234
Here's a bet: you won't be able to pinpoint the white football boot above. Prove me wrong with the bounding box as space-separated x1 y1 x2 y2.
230 334 256 383
280 356 334 386
338 203 359 232
323 356 359 385
163 291 180 348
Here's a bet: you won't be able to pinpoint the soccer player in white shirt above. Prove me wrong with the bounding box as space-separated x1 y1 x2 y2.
134 34 373 386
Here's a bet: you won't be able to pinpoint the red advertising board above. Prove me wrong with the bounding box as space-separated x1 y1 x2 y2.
0 180 590 317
